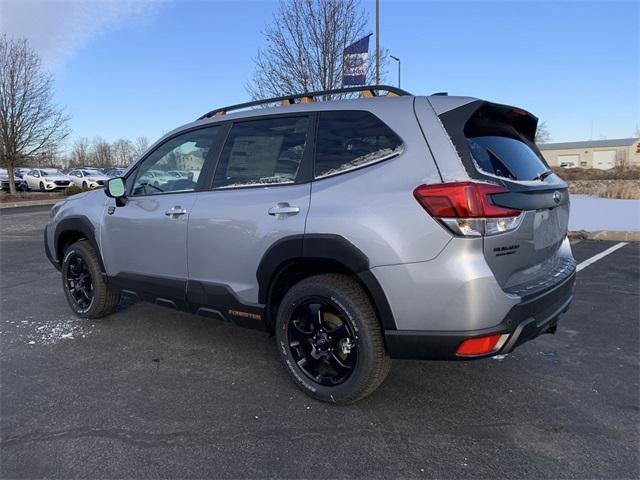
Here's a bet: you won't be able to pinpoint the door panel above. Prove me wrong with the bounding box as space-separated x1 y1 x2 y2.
99 125 223 300
101 193 197 281
187 184 311 305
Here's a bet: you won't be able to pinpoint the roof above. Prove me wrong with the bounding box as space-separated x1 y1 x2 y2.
538 138 639 150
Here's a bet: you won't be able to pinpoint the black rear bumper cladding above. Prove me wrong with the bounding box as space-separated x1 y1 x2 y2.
384 270 576 360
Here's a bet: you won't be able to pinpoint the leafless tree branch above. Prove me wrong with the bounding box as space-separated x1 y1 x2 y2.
0 35 70 193
247 0 387 102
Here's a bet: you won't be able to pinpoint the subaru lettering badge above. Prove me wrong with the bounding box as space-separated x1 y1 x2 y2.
553 191 561 204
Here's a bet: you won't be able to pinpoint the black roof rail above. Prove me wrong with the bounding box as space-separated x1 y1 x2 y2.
431 92 448 96
197 84 412 120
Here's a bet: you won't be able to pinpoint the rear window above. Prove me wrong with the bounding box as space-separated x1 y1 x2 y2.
466 135 548 181
440 102 550 182
315 111 403 178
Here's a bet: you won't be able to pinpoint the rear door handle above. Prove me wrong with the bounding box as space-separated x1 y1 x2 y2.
165 206 188 218
268 202 300 217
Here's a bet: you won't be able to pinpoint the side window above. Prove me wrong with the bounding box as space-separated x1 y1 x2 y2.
315 111 403 178
131 126 221 196
212 116 308 189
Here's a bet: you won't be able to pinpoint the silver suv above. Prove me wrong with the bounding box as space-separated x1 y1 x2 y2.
45 86 576 404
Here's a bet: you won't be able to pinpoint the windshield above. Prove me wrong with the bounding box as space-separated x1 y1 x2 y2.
41 169 62 176
83 170 101 175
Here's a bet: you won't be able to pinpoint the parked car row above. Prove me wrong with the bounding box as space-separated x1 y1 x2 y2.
1 167 128 192
2 166 199 193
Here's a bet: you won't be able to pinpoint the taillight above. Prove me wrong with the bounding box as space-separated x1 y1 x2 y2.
414 182 522 237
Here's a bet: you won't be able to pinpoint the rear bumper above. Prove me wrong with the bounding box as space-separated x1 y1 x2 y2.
384 269 576 360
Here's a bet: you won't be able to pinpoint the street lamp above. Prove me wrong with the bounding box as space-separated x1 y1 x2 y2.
390 55 400 88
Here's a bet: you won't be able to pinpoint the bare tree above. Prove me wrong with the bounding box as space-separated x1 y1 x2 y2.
111 138 135 167
69 137 91 167
0 36 70 193
133 136 149 159
91 137 113 167
535 121 551 144
247 0 385 101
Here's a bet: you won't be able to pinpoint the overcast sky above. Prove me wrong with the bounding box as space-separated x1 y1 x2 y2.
1 0 638 148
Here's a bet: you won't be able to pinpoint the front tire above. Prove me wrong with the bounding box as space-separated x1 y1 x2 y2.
275 274 391 404
82 181 87 189
39 182 44 192
62 240 120 318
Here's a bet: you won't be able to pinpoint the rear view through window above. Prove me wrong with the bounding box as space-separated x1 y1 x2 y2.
442 103 551 181
315 111 403 178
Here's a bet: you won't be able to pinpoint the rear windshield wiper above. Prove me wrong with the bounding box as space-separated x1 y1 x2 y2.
532 170 553 181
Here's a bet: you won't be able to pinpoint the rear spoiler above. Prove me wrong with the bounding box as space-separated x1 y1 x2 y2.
439 100 539 143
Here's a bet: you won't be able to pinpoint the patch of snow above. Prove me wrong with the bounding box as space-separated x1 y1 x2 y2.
14 314 93 345
492 354 508 360
569 195 640 232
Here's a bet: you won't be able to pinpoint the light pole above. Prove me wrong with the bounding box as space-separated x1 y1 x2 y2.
375 0 380 84
390 55 400 88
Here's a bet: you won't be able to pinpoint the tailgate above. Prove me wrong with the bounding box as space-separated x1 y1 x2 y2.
436 99 574 290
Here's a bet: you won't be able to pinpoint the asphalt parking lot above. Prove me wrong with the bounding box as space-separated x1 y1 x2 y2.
1 205 638 479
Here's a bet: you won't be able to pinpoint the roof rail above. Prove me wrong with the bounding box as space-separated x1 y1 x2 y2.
197 84 412 120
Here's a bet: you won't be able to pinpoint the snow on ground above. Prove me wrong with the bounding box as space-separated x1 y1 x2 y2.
4 314 94 345
570 195 640 232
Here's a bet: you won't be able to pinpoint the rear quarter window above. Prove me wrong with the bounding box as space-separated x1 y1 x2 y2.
315 111 403 178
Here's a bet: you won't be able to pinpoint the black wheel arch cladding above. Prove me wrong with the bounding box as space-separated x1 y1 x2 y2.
54 216 104 271
256 234 397 330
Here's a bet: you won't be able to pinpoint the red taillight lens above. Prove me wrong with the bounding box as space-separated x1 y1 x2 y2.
456 334 503 356
413 182 520 218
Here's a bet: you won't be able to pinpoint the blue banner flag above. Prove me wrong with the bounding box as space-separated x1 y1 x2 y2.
343 35 371 86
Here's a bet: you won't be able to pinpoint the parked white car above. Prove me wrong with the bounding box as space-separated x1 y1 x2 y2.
67 169 110 189
24 168 72 191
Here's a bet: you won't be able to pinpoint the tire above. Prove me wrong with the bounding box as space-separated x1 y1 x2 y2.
275 274 391 404
39 182 44 192
61 240 120 319
82 181 87 189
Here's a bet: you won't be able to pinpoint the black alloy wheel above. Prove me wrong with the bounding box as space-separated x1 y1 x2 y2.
287 298 358 386
65 253 94 310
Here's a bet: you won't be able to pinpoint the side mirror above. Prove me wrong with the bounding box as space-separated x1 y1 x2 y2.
104 177 127 206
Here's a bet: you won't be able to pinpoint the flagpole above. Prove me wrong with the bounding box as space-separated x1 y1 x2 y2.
375 0 380 84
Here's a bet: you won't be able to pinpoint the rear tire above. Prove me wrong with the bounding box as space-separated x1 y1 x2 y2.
62 240 120 319
275 274 391 404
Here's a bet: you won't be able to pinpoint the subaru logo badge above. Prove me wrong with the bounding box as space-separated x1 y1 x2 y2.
553 191 561 204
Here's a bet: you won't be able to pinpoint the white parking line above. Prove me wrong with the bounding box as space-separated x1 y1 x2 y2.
576 242 628 272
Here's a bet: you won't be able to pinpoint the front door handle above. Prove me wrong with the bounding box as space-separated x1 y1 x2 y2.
165 206 188 218
268 202 300 217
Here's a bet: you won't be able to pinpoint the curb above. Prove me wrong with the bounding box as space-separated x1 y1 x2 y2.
0 199 60 210
569 230 640 242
